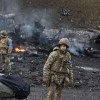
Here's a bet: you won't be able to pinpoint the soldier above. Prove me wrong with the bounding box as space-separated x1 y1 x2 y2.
0 31 13 74
43 38 73 100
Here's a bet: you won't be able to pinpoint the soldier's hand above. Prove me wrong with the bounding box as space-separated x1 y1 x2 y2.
43 77 50 86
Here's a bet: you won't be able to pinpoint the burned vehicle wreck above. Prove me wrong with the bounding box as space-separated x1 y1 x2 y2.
10 26 100 58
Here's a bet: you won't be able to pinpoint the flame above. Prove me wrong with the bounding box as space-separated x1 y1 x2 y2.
15 47 25 52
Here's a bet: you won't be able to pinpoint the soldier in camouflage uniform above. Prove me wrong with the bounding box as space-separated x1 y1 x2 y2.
43 38 73 100
0 31 13 74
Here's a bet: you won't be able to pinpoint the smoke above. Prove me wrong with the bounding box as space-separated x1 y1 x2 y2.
20 24 33 38
54 28 95 56
1 0 55 41
69 38 86 56
1 0 98 57
1 0 54 26
41 28 96 56
16 8 54 28
2 0 20 14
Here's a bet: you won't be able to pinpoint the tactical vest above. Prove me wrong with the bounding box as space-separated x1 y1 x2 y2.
0 37 8 54
50 50 72 74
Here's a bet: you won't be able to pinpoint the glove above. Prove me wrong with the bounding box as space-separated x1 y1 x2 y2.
43 77 50 86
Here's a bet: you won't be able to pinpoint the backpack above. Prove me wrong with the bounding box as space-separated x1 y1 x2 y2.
0 75 30 99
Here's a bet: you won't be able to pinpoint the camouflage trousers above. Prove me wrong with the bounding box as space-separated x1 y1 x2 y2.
0 82 14 100
46 72 70 100
46 73 65 100
46 82 62 100
0 54 11 74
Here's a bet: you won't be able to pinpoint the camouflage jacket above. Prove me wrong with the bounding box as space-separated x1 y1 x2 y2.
0 37 13 54
43 50 73 78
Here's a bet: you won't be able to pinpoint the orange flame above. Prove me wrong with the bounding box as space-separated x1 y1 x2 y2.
15 47 25 52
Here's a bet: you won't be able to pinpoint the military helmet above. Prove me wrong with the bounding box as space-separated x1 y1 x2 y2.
0 30 7 36
53 46 59 51
58 38 70 47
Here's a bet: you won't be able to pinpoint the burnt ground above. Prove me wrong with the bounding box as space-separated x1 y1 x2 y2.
11 53 100 100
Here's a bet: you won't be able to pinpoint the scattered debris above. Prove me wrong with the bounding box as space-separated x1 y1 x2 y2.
85 47 100 58
60 9 72 16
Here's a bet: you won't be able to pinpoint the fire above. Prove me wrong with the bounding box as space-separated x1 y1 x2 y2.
15 47 25 52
